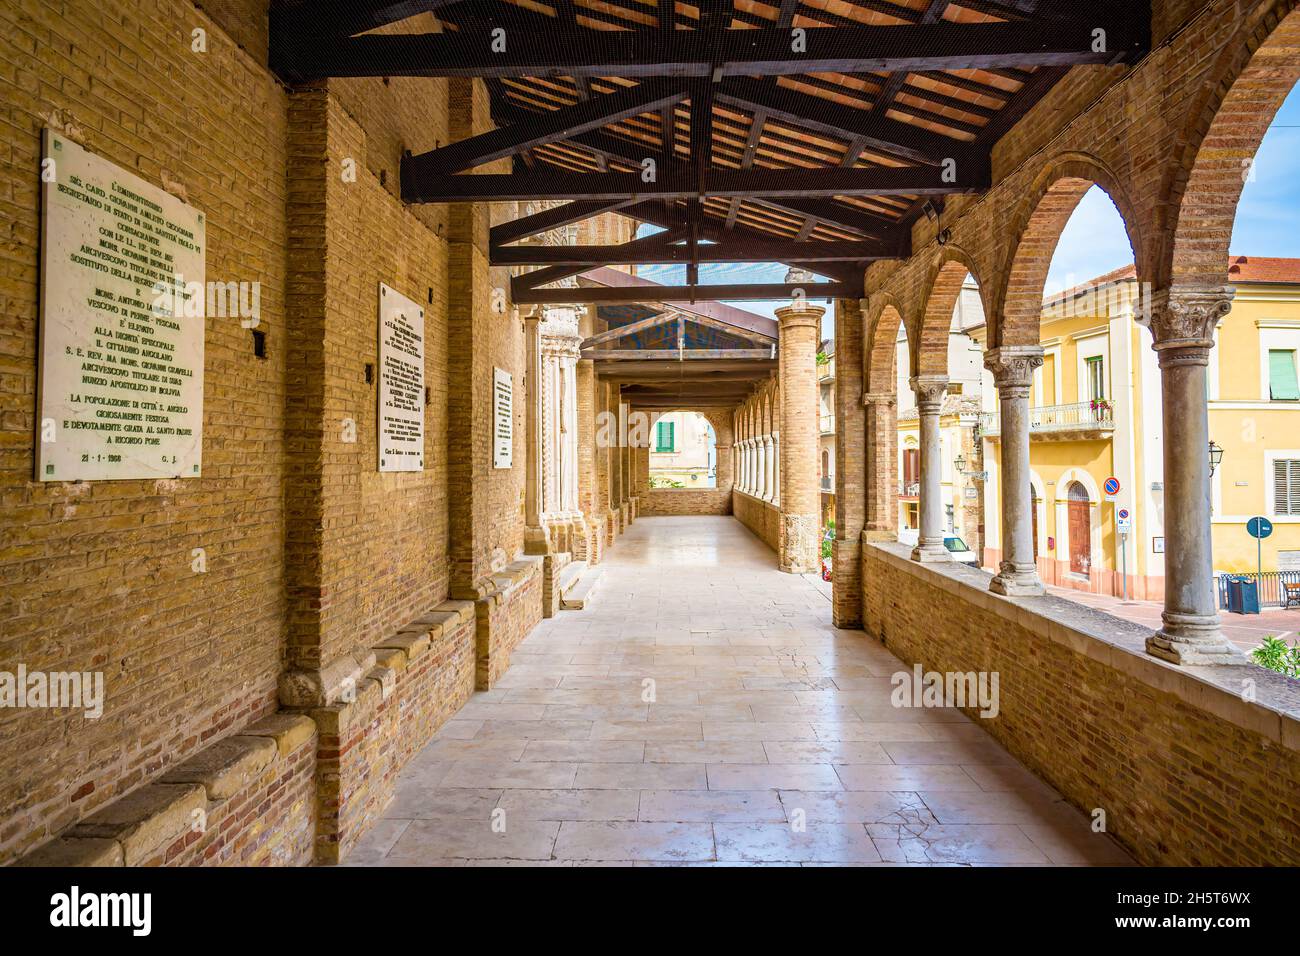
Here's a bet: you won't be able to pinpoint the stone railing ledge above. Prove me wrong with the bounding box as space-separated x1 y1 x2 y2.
865 539 1300 752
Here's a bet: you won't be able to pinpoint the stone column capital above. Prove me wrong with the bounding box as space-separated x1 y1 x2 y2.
862 392 897 407
1142 287 1234 368
908 375 948 413
775 303 826 330
984 345 1044 392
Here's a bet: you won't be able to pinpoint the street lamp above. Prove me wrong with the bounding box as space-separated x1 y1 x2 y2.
954 453 965 476
1208 440 1224 477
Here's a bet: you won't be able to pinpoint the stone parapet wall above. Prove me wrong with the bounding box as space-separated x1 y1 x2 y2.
642 489 733 516
311 600 475 864
733 491 782 553
15 715 317 867
474 558 544 691
863 540 1300 865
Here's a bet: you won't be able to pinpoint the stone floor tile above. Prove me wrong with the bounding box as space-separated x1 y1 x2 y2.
639 789 786 823
707 763 844 791
868 823 1051 864
644 740 768 764
552 822 715 862
715 823 881 863
574 763 708 790
496 789 642 822
384 818 560 863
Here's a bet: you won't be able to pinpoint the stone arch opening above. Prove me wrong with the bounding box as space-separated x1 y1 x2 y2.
1164 4 1300 290
998 170 1141 348
914 253 985 379
648 409 718 489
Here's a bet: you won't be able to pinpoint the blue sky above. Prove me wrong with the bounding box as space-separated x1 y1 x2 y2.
632 85 1300 338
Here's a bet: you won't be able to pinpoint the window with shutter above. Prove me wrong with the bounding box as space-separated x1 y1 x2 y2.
1275 459 1300 516
1268 349 1300 401
655 420 674 453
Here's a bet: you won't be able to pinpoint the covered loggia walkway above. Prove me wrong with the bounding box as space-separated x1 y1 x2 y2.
346 516 1130 865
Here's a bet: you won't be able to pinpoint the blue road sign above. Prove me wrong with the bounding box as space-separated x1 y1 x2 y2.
1247 516 1274 539
1104 476 1121 496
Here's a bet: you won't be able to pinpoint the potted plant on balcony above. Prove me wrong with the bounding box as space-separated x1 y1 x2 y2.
1089 398 1112 419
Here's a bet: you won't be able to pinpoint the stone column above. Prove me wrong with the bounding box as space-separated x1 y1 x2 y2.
772 431 780 505
763 435 775 501
909 375 950 562
863 393 897 540
1144 289 1246 665
755 435 766 501
777 303 824 573
984 346 1044 595
523 309 549 554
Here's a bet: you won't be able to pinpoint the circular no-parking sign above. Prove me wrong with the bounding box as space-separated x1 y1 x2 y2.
1247 516 1274 539
1104 476 1121 497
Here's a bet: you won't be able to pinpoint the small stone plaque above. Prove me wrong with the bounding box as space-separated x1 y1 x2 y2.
37 130 206 481
493 367 513 469
377 283 425 472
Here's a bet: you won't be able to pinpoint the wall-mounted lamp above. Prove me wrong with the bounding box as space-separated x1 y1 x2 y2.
1208 440 1224 477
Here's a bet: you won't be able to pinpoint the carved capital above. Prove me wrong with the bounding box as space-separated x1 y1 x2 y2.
908 375 948 413
1144 287 1233 367
983 346 1043 391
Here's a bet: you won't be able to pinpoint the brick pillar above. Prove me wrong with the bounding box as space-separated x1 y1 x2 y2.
863 393 897 540
575 340 604 565
833 298 865 628
605 382 620 540
1144 289 1246 665
776 303 823 573
910 375 950 563
984 346 1044 596
523 307 549 555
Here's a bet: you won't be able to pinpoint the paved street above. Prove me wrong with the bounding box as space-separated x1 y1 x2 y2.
1044 586 1300 655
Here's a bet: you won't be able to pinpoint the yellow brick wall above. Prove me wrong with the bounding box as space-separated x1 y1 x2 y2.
0 0 290 861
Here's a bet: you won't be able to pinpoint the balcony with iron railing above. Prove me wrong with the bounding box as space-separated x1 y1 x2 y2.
819 412 835 435
979 400 1116 441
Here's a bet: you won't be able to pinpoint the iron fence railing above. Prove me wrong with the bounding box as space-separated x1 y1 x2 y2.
1216 571 1300 609
980 400 1116 437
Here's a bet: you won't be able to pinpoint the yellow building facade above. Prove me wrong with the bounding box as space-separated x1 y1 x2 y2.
978 257 1300 600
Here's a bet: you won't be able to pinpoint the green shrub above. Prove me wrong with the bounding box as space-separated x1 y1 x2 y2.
1251 636 1300 678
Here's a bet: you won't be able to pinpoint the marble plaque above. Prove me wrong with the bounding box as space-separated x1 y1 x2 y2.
493 367 513 469
377 283 425 472
37 130 206 481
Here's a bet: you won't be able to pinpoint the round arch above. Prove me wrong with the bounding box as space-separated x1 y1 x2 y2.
914 247 986 378
866 301 908 395
1161 2 1300 290
994 154 1142 348
1057 466 1101 504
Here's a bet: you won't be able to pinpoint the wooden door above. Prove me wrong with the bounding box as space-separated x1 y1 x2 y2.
1031 495 1039 561
1067 483 1091 575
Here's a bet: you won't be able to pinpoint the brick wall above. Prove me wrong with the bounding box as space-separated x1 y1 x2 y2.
642 489 733 516
733 492 782 553
863 542 1300 865
0 0 289 861
0 0 537 866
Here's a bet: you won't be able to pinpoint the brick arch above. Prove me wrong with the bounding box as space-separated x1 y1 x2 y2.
914 249 983 377
1162 0 1300 289
993 154 1142 347
866 302 906 394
